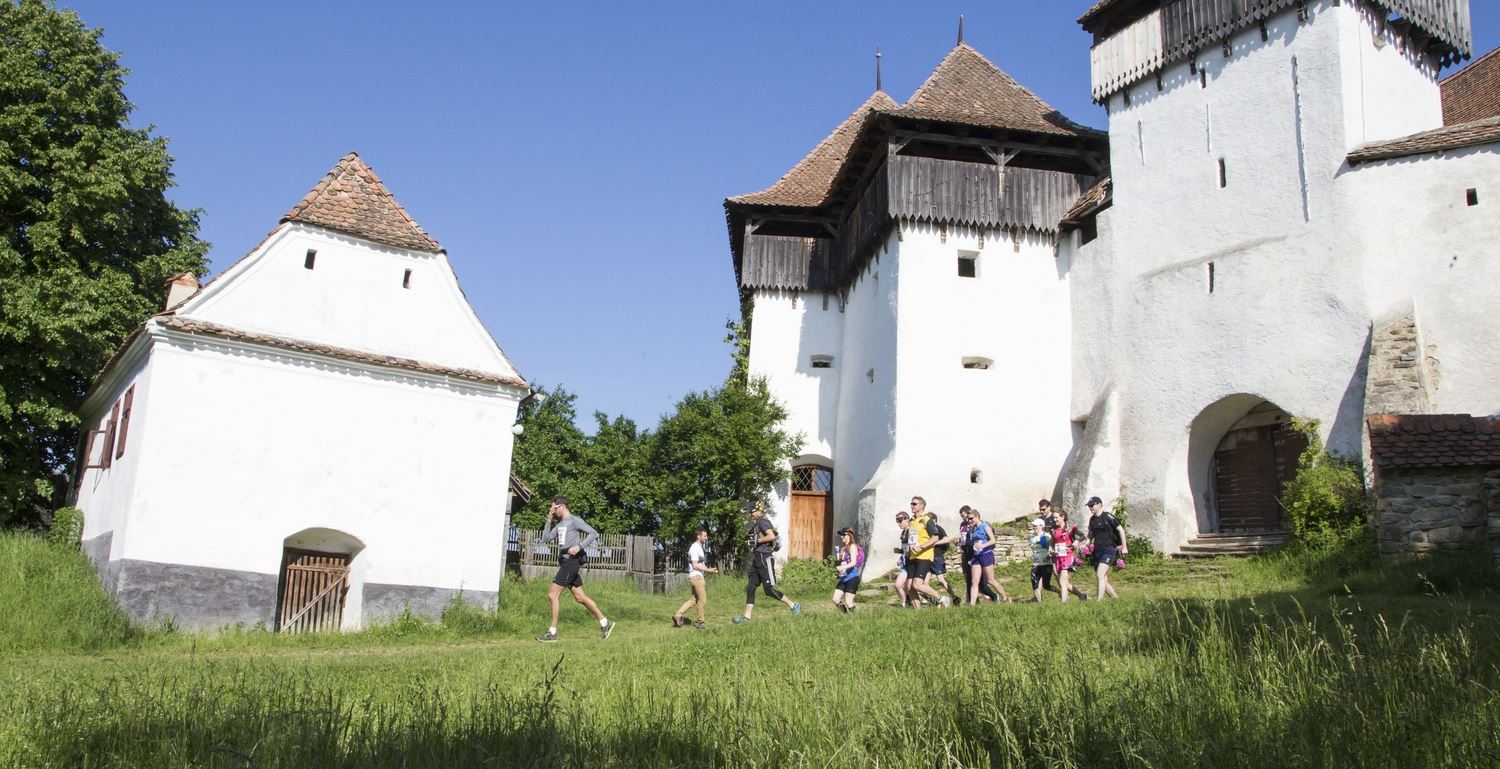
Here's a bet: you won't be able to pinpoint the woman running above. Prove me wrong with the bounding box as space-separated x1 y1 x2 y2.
965 507 1011 604
832 527 864 612
1050 508 1088 603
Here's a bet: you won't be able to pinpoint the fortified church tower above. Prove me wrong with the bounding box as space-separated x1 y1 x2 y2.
1061 0 1497 555
726 43 1108 573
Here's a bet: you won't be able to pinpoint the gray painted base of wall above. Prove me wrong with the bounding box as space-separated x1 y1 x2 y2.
114 559 280 630
94 557 497 632
364 583 498 622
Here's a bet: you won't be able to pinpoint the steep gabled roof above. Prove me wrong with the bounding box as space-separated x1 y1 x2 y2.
1443 45 1500 125
883 43 1098 138
282 152 443 253
727 91 899 208
1347 114 1500 164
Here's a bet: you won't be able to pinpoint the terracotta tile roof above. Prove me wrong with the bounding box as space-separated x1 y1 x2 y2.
1059 174 1112 229
157 316 527 389
727 91 898 208
883 44 1099 138
1366 414 1500 470
282 152 443 253
1443 46 1500 125
1346 115 1500 164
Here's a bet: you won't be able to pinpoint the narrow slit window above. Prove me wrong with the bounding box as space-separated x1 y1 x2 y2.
970 469 982 484
957 252 978 278
304 249 317 270
1208 261 1216 293
961 357 993 370
1466 188 1479 206
1218 158 1228 188
402 269 412 289
866 368 875 383
810 355 834 369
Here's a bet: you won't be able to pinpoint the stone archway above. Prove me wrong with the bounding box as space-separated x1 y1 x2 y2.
1174 395 1307 537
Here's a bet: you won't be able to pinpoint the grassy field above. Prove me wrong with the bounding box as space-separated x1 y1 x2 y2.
3 532 1499 768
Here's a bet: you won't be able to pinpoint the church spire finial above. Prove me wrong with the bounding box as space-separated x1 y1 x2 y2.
875 45 883 92
957 14 965 45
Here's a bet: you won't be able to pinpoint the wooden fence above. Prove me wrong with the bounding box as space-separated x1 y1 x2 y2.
507 527 670 593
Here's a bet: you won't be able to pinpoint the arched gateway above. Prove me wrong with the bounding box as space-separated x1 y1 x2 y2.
1184 396 1308 536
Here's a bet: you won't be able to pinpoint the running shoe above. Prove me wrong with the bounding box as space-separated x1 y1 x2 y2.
938 596 951 608
732 616 750 624
536 631 558 643
671 616 683 628
695 621 706 630
791 602 802 616
601 620 615 640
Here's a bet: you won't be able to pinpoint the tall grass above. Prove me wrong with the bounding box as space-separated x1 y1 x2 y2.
3 531 1498 767
0 531 133 652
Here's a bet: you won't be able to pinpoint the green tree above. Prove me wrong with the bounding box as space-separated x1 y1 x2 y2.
651 377 801 566
508 385 587 531
0 0 208 526
575 413 657 535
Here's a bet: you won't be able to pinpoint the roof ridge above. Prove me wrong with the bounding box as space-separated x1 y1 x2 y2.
282 152 443 253
889 42 1098 137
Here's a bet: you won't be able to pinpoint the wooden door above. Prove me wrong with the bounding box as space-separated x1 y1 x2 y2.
1212 423 1308 532
276 548 351 633
789 465 832 560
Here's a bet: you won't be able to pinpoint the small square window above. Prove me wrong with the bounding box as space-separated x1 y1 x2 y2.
304 249 317 270
957 253 977 278
810 355 834 369
1466 188 1479 206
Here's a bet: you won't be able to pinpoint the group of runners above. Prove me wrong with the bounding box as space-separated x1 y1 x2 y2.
536 493 1128 641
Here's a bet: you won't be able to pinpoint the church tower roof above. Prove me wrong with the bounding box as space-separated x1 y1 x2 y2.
728 91 900 209
282 152 443 253
886 43 1096 137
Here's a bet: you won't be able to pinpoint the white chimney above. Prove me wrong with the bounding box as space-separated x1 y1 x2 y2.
163 272 200 311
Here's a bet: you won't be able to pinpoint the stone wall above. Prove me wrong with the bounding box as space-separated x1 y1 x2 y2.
1375 466 1500 559
1365 311 1436 416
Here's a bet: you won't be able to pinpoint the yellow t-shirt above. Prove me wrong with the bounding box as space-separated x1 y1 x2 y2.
910 513 939 562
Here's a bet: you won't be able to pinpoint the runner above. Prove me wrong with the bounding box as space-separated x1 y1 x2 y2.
903 496 951 608
926 514 962 603
1051 507 1089 602
892 511 915 607
964 507 1011 605
672 527 716 629
1086 496 1127 600
832 527 864 612
733 502 801 623
536 497 614 642
1028 517 1054 603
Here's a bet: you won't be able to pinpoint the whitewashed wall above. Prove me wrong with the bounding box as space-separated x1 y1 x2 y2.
184 224 519 378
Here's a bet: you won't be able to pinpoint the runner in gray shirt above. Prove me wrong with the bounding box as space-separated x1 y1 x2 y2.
537 496 614 642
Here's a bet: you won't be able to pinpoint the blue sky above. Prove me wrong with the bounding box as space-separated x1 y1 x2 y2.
58 1 1500 427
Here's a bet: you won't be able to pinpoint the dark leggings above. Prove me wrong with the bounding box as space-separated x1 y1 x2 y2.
746 553 785 604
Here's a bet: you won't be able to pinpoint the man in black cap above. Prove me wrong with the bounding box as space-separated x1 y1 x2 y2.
733 502 801 623
1085 496 1127 599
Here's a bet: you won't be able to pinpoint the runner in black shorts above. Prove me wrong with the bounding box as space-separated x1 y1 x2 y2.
536 497 614 642
733 502 800 623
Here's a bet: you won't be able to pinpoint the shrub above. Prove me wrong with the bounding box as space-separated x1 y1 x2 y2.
777 557 836 592
1280 418 1370 544
47 507 83 548
1109 495 1156 558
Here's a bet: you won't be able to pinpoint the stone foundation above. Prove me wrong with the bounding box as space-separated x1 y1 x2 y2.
1375 466 1500 560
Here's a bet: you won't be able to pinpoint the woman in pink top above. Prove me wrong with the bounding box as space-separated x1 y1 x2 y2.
1051 508 1089 602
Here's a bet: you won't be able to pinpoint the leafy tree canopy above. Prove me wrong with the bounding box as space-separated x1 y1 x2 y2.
0 0 208 526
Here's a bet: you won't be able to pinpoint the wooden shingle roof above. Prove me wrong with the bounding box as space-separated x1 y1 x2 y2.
282 152 443 253
884 43 1098 138
1367 414 1500 470
1059 175 1113 230
727 91 899 208
1347 115 1500 164
1443 46 1500 126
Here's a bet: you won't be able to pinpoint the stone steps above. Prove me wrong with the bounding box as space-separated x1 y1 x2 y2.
1174 531 1291 558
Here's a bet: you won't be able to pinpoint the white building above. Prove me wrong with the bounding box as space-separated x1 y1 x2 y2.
728 0 1498 573
72 153 529 630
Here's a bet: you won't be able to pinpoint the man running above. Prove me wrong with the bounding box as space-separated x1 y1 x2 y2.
733 502 800 623
537 496 614 642
1086 496 1127 599
903 496 951 608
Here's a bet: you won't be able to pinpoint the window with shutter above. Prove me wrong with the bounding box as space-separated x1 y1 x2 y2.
115 385 135 460
102 402 119 469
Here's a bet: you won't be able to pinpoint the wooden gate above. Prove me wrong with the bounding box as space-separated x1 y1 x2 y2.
1211 421 1308 532
789 465 833 560
276 548 351 633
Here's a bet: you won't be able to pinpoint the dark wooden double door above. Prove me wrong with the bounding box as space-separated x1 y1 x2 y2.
1210 422 1308 532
